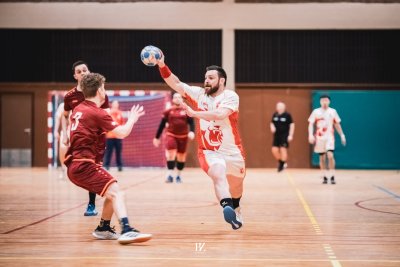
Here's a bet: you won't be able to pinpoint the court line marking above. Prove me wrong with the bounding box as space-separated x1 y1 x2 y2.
286 171 342 267
2 174 161 235
355 198 400 216
374 185 400 202
2 202 86 234
0 256 399 262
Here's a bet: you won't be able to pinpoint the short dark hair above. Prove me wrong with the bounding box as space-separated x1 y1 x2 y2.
320 94 331 100
80 73 105 98
206 65 227 86
72 60 88 74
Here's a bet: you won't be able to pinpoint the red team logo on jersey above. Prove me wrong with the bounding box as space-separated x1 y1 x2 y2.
315 118 328 137
201 125 223 151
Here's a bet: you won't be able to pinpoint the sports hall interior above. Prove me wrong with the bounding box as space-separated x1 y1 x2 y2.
0 1 399 266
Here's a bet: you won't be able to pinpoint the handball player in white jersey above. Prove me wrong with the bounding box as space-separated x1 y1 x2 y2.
308 95 346 184
156 52 246 230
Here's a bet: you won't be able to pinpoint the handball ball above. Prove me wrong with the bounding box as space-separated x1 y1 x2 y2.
140 45 162 66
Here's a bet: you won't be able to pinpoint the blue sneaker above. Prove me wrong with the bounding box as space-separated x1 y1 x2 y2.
176 176 182 183
165 175 173 183
84 203 98 216
223 206 242 230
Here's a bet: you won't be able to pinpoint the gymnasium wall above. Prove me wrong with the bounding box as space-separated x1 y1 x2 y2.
0 2 399 30
0 30 222 83
235 30 400 84
311 90 400 169
237 88 312 168
1 0 399 169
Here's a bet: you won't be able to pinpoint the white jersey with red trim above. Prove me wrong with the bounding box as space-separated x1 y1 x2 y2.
308 107 341 140
183 84 244 156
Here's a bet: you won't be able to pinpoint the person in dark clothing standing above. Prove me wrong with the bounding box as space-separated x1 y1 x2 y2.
270 102 295 172
104 100 125 171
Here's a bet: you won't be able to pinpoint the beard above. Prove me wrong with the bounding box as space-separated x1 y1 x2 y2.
204 83 220 96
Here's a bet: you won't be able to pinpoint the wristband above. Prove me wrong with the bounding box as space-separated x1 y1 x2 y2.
159 65 172 79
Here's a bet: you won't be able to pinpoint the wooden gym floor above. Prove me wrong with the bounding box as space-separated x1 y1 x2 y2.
0 167 399 267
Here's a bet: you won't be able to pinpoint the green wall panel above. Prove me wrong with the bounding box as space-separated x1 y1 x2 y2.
311 90 400 169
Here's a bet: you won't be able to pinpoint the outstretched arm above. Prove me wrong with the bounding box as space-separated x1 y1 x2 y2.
157 56 188 96
111 105 145 139
181 102 233 121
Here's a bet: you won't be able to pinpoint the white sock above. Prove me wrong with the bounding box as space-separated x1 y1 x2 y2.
167 169 174 177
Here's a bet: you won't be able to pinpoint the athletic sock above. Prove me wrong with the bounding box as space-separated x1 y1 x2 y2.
89 192 96 205
278 160 285 171
98 218 111 230
329 169 336 179
176 161 185 176
220 198 233 208
232 197 241 209
119 217 132 234
167 160 176 177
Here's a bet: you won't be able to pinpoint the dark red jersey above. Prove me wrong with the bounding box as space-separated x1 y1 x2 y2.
163 107 190 137
65 101 118 165
64 87 109 112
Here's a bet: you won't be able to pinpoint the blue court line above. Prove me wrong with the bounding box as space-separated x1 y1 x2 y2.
373 185 400 202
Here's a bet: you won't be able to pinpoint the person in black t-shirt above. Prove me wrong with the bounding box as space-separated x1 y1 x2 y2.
270 102 295 172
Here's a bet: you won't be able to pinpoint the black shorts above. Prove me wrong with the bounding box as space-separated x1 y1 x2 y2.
273 135 289 148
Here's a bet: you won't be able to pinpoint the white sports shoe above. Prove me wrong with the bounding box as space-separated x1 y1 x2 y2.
118 230 152 245
92 226 119 240
235 207 244 224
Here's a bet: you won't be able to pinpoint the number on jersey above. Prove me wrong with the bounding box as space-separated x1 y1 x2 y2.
71 112 82 131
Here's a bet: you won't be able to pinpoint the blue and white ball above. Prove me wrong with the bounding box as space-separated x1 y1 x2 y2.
140 45 162 67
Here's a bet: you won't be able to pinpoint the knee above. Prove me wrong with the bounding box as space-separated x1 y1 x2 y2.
105 183 124 200
327 152 334 160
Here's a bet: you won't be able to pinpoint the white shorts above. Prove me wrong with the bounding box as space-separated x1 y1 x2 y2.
314 137 335 154
198 150 246 178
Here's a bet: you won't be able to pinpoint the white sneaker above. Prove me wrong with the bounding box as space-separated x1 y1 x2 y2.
118 230 152 245
235 207 244 224
92 226 119 240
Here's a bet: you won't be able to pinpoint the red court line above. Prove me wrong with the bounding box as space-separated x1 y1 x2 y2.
2 174 160 235
2 202 87 234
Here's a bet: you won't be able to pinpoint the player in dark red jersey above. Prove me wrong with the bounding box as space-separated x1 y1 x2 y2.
153 93 195 183
61 60 110 216
65 73 151 244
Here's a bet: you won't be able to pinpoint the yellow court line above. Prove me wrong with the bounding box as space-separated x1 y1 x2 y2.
285 171 342 267
286 172 320 229
295 188 320 227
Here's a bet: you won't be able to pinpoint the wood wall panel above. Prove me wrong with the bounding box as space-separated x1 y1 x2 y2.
1 83 313 168
237 88 312 168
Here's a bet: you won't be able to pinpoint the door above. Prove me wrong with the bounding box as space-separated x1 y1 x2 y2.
1 93 33 167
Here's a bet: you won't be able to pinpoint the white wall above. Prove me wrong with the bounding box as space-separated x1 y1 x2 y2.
1 2 399 29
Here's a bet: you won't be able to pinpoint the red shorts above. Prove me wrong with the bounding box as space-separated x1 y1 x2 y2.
166 135 188 153
67 160 117 197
